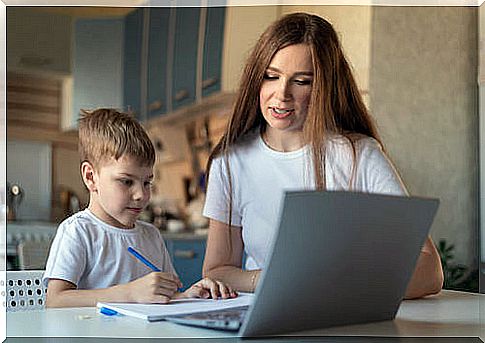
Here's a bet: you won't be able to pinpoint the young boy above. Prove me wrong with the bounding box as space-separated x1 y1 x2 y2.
44 108 236 307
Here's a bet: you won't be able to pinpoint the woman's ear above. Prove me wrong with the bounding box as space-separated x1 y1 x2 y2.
81 161 97 193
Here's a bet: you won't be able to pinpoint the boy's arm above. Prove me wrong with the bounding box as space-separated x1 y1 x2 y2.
46 272 181 308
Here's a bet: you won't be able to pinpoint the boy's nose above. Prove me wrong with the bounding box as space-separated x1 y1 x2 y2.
132 185 146 201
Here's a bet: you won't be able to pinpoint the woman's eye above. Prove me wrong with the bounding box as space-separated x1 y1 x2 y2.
294 79 312 86
144 181 153 188
263 74 278 80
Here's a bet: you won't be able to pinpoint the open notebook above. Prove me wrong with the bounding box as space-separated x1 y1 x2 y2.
97 293 254 322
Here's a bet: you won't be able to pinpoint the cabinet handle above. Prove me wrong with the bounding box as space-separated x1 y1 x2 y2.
148 100 163 112
174 249 196 259
202 77 218 89
174 89 190 102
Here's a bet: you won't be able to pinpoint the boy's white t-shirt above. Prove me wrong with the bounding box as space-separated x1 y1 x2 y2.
203 131 407 271
43 209 176 289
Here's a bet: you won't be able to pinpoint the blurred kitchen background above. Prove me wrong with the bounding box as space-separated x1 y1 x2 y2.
4 4 484 293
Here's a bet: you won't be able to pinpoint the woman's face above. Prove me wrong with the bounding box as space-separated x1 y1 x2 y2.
259 43 313 135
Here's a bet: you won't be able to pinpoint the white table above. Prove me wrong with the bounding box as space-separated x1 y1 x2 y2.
6 290 485 340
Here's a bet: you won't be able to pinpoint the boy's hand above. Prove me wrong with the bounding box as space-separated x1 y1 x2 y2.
182 278 238 300
124 272 182 304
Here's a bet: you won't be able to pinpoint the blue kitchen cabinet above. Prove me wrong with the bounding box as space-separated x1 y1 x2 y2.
147 8 170 119
165 238 206 291
123 9 143 120
71 18 124 126
123 6 226 120
202 6 225 98
171 7 200 111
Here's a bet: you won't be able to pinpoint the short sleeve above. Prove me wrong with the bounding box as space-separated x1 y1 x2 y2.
355 139 408 196
203 156 242 226
43 220 87 287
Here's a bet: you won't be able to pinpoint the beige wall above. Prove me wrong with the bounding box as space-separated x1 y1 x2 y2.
369 7 478 267
222 5 279 92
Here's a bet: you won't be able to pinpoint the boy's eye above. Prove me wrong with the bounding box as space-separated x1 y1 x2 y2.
119 179 133 186
144 180 153 188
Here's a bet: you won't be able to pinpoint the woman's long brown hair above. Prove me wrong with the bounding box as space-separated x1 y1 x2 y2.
206 12 381 231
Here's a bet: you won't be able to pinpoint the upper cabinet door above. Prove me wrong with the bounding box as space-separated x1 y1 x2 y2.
124 9 144 119
147 8 170 119
171 7 200 111
202 6 225 98
72 18 124 126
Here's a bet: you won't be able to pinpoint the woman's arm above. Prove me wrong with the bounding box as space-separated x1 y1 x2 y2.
202 218 261 292
404 236 444 299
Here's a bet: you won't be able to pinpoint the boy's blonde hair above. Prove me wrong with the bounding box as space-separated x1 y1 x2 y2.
78 108 155 169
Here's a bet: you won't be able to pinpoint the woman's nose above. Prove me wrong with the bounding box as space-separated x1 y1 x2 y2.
275 79 292 101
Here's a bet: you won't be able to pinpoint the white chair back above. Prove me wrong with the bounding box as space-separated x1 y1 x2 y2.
6 270 46 311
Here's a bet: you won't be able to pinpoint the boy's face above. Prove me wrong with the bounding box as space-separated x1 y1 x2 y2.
85 154 153 229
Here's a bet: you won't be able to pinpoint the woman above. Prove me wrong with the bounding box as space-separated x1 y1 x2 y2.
202 12 443 299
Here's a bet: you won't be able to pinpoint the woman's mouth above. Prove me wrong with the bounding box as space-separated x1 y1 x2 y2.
270 107 294 119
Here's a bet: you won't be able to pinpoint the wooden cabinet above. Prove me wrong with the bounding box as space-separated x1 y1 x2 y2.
124 6 226 120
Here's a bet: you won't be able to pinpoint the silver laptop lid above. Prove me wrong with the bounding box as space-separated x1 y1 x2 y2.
240 191 439 337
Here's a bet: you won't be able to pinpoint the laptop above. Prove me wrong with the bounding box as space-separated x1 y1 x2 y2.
165 191 439 337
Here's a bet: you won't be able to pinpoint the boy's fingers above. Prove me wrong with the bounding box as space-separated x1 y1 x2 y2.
156 272 181 285
157 274 180 288
158 279 179 291
158 285 177 297
158 295 170 304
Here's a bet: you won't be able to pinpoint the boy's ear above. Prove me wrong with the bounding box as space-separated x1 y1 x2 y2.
81 161 97 192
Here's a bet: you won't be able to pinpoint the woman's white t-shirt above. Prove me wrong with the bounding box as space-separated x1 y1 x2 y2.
203 130 407 270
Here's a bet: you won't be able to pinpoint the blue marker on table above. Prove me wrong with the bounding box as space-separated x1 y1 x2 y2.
100 307 118 316
127 246 161 272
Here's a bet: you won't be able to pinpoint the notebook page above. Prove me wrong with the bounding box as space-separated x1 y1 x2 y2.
97 293 254 321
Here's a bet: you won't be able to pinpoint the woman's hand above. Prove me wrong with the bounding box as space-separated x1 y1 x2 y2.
404 236 443 299
180 278 238 299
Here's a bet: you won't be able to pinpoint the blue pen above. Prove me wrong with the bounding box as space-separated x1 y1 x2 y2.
127 246 161 272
